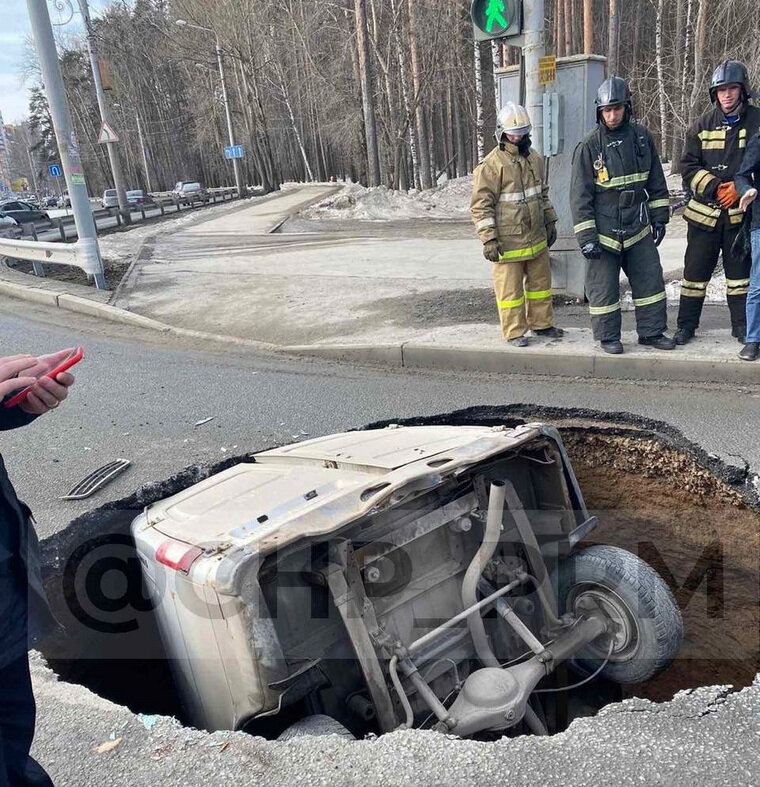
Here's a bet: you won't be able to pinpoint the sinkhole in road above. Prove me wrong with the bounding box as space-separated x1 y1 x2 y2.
37 405 760 739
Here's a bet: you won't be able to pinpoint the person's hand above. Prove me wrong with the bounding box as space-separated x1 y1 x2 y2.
546 221 557 248
483 238 502 262
740 188 758 213
18 349 76 415
0 355 38 400
652 223 666 247
581 241 602 260
716 181 740 209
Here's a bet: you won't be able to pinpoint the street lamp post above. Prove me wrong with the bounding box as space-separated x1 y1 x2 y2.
175 19 245 199
77 0 131 223
25 0 106 289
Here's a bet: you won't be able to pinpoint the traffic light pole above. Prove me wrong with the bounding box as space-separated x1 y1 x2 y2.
77 0 131 224
26 0 106 289
523 0 545 155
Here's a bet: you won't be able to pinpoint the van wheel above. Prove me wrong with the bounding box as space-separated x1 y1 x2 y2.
277 714 355 742
554 545 683 684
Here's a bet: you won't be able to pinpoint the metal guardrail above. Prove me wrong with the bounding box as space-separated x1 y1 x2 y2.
0 236 101 275
0 186 242 280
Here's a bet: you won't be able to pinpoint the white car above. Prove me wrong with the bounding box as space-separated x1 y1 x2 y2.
0 212 19 237
132 424 683 738
101 189 119 209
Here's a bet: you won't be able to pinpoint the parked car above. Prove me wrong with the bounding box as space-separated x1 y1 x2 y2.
0 212 19 237
42 195 58 208
101 189 119 209
0 200 49 224
172 181 206 202
57 193 71 208
126 189 150 206
132 424 683 738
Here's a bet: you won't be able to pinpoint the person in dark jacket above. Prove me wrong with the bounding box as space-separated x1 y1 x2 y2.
675 60 760 345
1 351 76 787
571 77 675 354
735 130 760 359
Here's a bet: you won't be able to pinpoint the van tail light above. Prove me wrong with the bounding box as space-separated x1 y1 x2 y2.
155 541 203 573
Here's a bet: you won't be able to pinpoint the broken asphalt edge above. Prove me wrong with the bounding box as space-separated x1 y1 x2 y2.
2 277 759 384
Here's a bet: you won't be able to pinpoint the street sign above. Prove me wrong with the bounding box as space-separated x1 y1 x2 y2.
98 121 119 144
539 55 557 85
470 0 521 41
48 163 63 178
224 145 245 159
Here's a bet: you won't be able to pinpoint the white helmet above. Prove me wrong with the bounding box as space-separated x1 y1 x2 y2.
495 102 532 141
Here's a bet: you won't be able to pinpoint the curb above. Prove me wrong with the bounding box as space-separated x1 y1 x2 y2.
0 278 280 351
282 342 760 384
3 275 757 383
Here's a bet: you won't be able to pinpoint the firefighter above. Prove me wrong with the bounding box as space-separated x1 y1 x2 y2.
470 102 563 347
571 77 675 354
675 60 760 345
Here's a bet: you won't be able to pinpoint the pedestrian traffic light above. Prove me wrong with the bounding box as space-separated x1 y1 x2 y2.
470 0 522 41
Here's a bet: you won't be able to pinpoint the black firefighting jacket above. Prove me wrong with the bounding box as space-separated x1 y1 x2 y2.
680 103 760 231
571 121 670 255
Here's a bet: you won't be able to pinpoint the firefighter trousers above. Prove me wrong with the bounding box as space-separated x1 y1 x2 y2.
585 234 667 341
492 249 554 340
677 215 749 336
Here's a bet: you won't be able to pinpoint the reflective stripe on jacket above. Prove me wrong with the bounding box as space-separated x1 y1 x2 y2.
570 121 670 255
680 104 760 231
470 142 557 262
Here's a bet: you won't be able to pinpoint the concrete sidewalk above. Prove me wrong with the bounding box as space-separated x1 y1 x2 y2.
1 186 757 383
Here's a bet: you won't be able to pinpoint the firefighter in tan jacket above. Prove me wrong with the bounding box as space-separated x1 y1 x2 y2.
471 103 563 346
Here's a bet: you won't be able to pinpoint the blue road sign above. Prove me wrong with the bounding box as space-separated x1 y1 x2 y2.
48 163 63 178
224 145 245 159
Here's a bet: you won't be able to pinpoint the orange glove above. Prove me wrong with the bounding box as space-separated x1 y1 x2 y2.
716 181 740 209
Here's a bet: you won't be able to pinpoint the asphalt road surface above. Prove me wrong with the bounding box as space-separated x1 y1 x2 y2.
3 296 759 787
1 294 758 540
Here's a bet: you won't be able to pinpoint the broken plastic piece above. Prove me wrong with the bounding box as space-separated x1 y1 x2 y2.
61 459 131 500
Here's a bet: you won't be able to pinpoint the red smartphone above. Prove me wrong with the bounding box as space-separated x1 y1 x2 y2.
3 347 84 409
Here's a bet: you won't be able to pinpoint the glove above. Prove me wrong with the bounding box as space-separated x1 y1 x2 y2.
581 241 602 260
483 238 502 262
546 221 557 248
716 181 740 209
652 223 666 247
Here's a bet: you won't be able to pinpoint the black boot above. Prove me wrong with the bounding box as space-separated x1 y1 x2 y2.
600 340 624 354
674 328 694 345
739 342 760 361
508 336 529 348
639 334 677 350
534 326 564 338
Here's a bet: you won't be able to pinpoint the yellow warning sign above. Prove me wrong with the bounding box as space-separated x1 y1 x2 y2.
538 55 557 86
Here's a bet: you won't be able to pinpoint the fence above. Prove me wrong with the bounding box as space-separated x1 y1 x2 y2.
0 186 242 283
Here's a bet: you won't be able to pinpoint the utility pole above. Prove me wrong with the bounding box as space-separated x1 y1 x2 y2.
26 147 39 194
215 41 245 199
135 113 152 193
26 0 106 288
175 20 245 199
77 0 131 224
523 0 545 155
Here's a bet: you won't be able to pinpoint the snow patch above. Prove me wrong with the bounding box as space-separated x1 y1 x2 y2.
622 271 727 307
298 177 473 221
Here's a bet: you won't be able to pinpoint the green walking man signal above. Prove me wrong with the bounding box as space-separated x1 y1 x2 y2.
470 0 522 41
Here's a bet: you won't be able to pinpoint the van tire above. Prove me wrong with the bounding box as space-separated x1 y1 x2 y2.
554 545 683 684
277 714 355 742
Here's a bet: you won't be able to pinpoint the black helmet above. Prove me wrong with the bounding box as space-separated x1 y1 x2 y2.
595 77 632 123
709 60 754 103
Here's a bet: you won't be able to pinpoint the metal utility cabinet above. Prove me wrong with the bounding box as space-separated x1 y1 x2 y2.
496 55 606 297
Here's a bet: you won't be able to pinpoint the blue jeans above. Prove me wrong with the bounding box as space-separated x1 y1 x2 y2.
748 230 760 343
